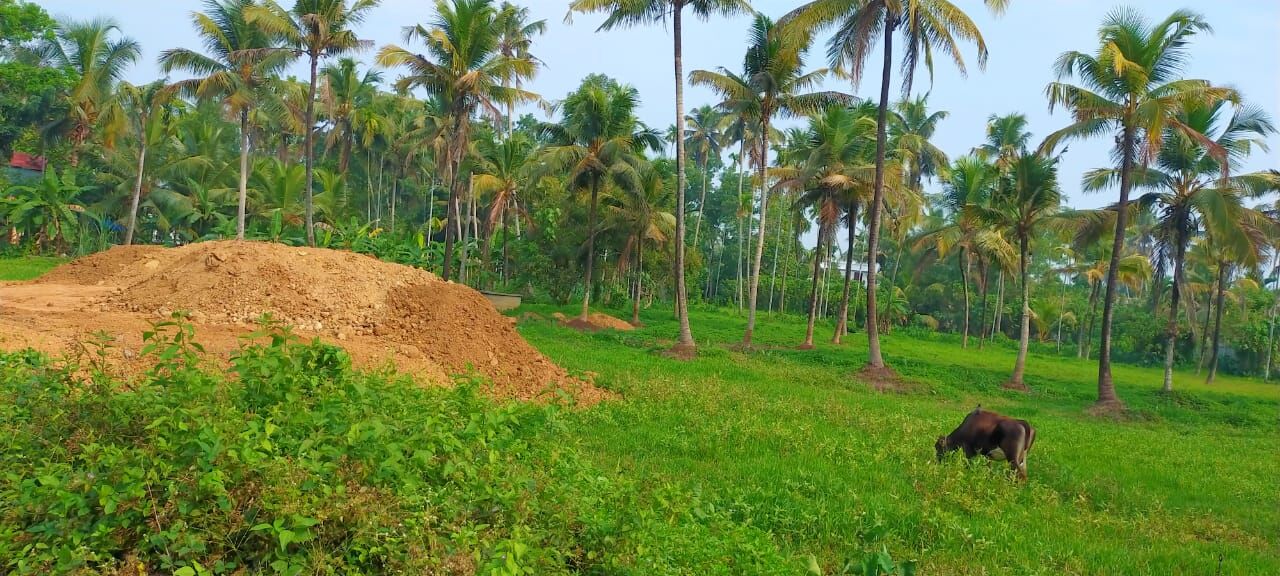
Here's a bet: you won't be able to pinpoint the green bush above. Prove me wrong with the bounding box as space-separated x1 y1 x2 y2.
0 316 791 575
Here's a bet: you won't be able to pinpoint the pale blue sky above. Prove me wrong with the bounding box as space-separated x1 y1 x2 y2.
34 0 1280 213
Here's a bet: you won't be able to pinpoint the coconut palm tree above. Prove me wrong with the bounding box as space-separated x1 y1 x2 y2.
160 0 293 240
471 132 535 286
320 57 381 174
1201 209 1276 384
967 151 1062 389
608 162 676 326
916 155 999 348
717 100 763 312
540 75 661 321
251 157 306 229
889 94 949 191
685 104 725 249
1043 7 1234 409
248 0 379 246
98 96 218 245
1083 99 1278 391
692 14 847 346
977 112 1032 170
378 0 537 281
776 103 880 348
37 17 141 166
788 0 1009 374
102 81 178 245
568 0 751 357
495 2 546 136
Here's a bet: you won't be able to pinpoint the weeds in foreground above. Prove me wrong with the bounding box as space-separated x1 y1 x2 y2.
5 319 922 574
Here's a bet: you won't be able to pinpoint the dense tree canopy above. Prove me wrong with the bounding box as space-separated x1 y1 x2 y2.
2 0 1279 387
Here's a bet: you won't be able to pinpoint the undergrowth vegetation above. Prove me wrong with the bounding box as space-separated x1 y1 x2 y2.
0 317 806 575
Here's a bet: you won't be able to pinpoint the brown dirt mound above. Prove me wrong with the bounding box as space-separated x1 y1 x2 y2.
95 241 439 331
5 240 607 405
562 312 635 332
857 364 917 394
36 245 167 285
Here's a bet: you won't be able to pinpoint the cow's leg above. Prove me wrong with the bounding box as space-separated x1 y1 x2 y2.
1004 430 1027 480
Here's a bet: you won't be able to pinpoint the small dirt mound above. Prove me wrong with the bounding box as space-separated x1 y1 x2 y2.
11 241 607 404
858 364 917 394
562 312 635 332
101 241 438 331
381 284 582 401
37 245 167 285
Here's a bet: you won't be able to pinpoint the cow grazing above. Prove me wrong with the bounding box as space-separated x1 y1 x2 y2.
935 405 1036 480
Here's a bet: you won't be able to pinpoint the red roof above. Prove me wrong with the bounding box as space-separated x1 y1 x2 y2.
9 152 46 172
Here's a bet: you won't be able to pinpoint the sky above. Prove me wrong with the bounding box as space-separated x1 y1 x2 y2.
32 0 1280 216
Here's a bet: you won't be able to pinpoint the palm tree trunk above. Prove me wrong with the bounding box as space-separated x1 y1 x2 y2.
802 233 825 349
237 108 251 240
768 194 784 312
124 141 147 245
992 270 1005 338
780 222 793 315
1009 233 1031 389
366 148 374 222
481 201 497 289
502 199 512 283
961 250 972 348
889 236 904 291
694 159 709 248
978 262 990 349
426 182 435 249
442 145 461 282
1206 262 1228 384
1162 237 1187 392
743 110 773 346
460 194 472 283
633 232 643 326
1086 281 1102 359
736 143 747 314
1095 124 1137 408
1265 296 1278 381
581 179 600 321
304 55 319 247
1198 279 1215 374
339 123 353 174
864 16 896 370
835 206 859 344
1056 278 1067 353
822 240 834 318
390 173 397 234
671 7 696 353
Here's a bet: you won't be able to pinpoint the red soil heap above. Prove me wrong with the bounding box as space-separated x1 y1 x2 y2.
4 241 604 404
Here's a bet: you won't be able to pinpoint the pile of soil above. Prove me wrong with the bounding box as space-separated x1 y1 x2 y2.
562 312 636 332
4 241 606 404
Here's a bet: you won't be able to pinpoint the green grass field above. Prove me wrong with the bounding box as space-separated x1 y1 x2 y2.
0 255 67 281
3 256 1276 573
518 303 1279 574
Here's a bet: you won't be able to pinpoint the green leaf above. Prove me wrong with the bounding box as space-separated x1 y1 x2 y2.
806 554 823 575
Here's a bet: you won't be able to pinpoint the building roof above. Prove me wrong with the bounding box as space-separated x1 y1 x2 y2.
8 152 46 172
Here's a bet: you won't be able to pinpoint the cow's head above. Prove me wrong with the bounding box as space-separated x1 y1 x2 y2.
934 436 950 462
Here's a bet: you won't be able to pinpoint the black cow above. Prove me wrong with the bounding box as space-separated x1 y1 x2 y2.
935 405 1036 480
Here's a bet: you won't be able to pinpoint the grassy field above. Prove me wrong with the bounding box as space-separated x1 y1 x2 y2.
518 303 1279 574
0 255 67 281
3 255 1276 573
